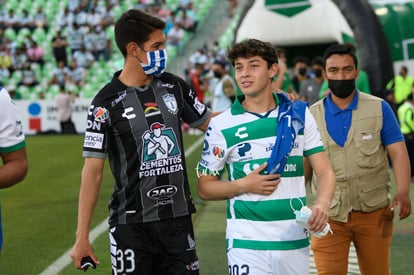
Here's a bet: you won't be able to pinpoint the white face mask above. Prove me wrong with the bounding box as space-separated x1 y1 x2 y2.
140 49 168 76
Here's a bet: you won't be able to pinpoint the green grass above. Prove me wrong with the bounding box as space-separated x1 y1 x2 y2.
0 134 413 274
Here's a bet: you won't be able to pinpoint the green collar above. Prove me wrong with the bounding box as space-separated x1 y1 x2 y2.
231 92 280 115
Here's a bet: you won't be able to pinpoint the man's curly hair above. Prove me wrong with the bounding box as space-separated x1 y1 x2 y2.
226 39 279 68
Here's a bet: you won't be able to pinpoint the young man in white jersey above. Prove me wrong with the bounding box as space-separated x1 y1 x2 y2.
197 39 335 275
0 87 28 251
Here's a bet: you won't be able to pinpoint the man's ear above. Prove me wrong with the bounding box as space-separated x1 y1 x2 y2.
269 63 279 79
126 42 139 56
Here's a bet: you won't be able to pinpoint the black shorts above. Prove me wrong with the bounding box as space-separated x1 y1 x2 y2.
109 215 199 275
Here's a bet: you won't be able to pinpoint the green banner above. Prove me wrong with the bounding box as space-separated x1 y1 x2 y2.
265 0 312 17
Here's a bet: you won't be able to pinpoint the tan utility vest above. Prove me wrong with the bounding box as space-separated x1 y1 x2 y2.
310 93 391 222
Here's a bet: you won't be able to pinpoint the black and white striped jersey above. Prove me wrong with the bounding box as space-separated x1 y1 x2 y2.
83 71 211 226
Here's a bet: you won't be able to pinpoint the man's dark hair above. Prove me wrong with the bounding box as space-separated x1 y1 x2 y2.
311 56 324 67
114 9 166 57
323 43 358 69
226 39 278 68
292 56 309 66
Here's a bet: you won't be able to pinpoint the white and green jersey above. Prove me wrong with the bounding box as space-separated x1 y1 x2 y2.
0 88 25 153
199 93 324 251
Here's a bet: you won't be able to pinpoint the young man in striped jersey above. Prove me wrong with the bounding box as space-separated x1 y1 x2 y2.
197 39 335 275
70 9 212 274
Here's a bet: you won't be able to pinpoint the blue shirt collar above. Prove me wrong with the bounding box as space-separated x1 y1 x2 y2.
325 90 359 115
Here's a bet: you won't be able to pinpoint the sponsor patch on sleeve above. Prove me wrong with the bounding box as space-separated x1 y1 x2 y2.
84 131 104 149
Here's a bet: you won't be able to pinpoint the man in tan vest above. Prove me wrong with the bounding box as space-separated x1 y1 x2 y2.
309 44 412 275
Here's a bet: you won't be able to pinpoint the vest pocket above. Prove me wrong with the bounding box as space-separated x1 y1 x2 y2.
329 188 343 217
355 131 383 168
359 183 389 212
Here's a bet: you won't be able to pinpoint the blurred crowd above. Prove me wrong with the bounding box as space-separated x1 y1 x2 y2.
0 0 203 100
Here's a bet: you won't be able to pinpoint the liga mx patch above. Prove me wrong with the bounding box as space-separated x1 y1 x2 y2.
84 131 104 149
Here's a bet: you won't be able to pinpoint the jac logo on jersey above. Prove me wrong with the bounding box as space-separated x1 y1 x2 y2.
93 107 109 123
147 185 178 200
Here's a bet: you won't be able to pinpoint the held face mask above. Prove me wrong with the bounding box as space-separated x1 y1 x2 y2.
140 48 168 76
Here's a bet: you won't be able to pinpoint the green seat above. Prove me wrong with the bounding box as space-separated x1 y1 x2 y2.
32 27 47 44
4 28 17 41
18 85 32 99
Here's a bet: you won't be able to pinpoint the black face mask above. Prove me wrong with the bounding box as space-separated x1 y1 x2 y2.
328 79 356 98
213 71 223 79
313 69 323 78
298 67 307 76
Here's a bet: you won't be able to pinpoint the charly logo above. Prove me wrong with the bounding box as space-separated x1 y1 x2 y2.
122 107 136 119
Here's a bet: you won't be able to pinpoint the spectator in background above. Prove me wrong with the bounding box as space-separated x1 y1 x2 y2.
72 44 95 69
299 56 324 105
33 6 49 32
189 62 208 104
48 60 68 90
175 9 196 32
210 59 236 112
65 59 86 90
271 47 296 94
291 56 310 93
17 62 40 88
166 22 184 55
27 40 45 69
0 44 12 81
3 9 21 33
67 0 81 12
397 92 414 183
51 29 69 66
73 6 88 27
67 23 84 55
20 10 35 32
55 86 77 134
85 26 111 61
56 7 75 30
86 7 103 29
386 65 414 111
100 2 115 28
11 45 28 74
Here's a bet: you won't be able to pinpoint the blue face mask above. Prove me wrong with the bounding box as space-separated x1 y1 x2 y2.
140 49 168 76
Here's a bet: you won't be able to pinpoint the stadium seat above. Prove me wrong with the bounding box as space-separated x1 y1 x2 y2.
32 27 47 44
4 28 17 41
47 84 60 99
18 85 32 100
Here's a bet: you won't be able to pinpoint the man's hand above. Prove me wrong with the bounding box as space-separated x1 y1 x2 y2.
70 240 100 270
239 162 281 195
308 200 330 233
391 192 412 220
